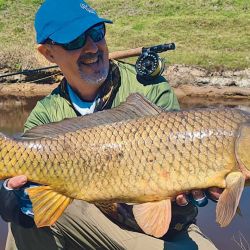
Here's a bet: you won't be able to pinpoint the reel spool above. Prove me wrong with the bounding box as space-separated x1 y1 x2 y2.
135 43 175 80
135 51 165 80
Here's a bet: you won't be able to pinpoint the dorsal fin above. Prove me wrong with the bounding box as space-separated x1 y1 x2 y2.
21 93 163 140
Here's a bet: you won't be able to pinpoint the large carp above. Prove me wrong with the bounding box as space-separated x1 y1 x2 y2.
0 93 250 237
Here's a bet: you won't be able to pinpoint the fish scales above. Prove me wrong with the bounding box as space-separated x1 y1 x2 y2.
0 107 248 202
1 93 250 236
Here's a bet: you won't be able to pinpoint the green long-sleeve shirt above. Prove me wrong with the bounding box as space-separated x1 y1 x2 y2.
24 60 179 131
22 60 196 238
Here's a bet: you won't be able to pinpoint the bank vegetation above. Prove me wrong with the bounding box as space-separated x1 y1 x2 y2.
0 0 249 72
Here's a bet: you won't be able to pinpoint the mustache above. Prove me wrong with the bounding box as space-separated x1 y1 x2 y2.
78 51 102 61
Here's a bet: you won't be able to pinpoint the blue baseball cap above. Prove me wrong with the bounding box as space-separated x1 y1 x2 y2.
35 0 112 44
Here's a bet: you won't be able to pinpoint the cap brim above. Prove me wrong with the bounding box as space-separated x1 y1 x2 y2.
50 17 112 44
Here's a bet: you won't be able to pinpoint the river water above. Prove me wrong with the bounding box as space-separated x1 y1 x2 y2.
0 96 250 250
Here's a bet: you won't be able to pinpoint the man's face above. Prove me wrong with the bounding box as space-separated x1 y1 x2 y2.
45 35 109 95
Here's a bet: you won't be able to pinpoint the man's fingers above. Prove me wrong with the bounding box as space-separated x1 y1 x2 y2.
191 190 205 200
190 190 208 207
207 187 223 202
175 194 189 206
7 175 28 189
175 188 223 207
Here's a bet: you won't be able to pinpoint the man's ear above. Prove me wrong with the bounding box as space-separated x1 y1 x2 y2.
37 44 55 63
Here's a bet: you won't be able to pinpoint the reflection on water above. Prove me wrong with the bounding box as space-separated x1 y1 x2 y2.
180 96 250 111
197 188 250 250
0 96 250 250
0 96 41 250
0 97 40 135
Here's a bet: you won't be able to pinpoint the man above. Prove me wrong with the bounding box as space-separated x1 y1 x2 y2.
0 0 221 249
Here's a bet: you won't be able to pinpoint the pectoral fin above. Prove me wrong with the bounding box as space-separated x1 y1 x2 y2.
133 199 171 238
216 172 245 227
27 186 73 227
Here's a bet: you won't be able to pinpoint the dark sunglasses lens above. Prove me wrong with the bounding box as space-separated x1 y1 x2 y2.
61 23 105 50
63 35 86 50
89 24 105 42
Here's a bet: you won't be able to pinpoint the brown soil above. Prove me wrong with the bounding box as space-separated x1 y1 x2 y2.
0 82 59 98
0 65 249 101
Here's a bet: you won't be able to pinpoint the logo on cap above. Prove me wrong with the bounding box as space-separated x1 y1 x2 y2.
80 2 96 14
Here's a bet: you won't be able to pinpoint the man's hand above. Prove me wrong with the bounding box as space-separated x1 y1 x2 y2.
6 175 28 189
0 175 35 227
175 187 223 207
4 175 35 218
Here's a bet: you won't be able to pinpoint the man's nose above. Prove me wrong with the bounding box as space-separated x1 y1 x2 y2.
82 36 98 53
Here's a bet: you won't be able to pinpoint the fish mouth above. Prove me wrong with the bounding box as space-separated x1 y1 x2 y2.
235 122 250 180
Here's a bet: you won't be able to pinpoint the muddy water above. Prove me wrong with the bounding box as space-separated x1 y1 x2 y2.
0 96 250 250
0 97 41 250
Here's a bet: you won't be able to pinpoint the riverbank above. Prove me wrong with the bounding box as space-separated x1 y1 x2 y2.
166 65 250 103
1 1 249 72
0 65 249 102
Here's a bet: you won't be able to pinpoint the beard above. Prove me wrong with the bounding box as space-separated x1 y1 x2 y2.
77 51 109 86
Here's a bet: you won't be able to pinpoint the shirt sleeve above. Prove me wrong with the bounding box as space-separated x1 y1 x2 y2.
23 100 53 132
24 94 76 132
146 81 180 111
114 61 180 111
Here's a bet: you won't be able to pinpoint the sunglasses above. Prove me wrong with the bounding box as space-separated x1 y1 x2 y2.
46 23 106 51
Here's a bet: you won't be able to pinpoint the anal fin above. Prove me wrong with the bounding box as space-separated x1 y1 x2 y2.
216 172 245 227
132 199 171 238
27 186 73 227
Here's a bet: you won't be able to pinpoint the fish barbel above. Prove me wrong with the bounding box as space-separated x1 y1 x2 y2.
0 93 250 237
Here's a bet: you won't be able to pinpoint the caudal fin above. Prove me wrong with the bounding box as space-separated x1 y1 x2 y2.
0 132 12 180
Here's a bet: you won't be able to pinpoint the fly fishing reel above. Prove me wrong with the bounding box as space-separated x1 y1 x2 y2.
135 43 175 81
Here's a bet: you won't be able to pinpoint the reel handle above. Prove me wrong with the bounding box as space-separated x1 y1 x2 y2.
143 43 176 53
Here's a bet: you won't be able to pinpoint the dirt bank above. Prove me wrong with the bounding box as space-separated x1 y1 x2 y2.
0 65 250 101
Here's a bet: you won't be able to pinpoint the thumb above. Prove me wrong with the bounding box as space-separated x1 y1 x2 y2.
7 175 28 189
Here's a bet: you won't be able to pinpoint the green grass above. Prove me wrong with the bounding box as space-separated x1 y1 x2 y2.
0 0 249 71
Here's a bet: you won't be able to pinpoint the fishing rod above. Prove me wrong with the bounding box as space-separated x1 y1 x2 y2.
110 43 176 80
0 42 175 80
0 66 58 78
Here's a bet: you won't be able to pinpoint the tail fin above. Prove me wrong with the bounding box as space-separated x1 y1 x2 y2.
0 132 12 180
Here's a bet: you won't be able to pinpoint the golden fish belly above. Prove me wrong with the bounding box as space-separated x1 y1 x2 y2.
0 108 249 202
